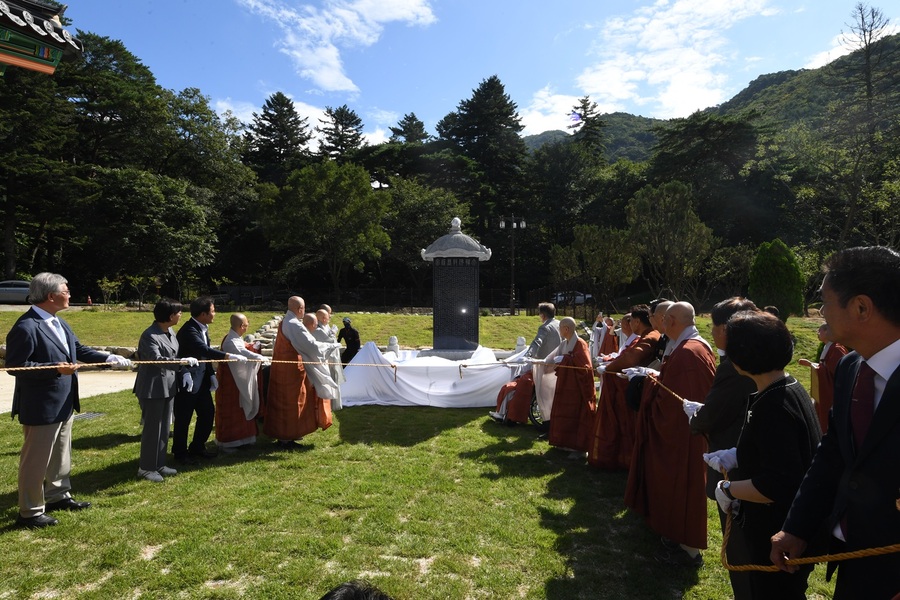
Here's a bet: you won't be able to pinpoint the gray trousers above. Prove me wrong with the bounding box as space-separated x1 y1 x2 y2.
19 412 74 517
139 396 173 471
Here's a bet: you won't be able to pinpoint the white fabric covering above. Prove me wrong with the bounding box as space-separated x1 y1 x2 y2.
341 342 530 408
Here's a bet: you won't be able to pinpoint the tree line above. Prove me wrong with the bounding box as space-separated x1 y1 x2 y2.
1 3 897 313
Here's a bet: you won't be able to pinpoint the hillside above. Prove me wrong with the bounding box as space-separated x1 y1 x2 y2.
524 32 900 160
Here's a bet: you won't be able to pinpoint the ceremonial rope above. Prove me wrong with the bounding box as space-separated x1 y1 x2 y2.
718 472 900 571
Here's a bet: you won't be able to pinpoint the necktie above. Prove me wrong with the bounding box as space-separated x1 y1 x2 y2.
51 317 67 347
851 361 876 452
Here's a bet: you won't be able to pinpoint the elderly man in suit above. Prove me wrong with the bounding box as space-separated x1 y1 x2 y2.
525 302 561 360
172 296 247 465
5 272 131 528
770 246 900 599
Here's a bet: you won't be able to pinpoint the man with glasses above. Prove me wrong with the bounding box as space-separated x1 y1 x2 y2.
5 272 131 528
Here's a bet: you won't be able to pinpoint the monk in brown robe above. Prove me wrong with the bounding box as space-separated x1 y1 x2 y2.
625 301 716 567
264 297 328 447
589 305 660 469
547 317 596 455
798 322 848 433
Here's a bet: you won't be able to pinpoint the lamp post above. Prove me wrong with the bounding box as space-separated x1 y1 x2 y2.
499 215 526 315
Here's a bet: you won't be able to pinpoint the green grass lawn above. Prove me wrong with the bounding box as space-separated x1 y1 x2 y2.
0 310 833 598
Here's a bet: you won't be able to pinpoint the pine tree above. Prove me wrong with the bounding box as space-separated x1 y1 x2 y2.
317 104 364 162
568 95 607 160
242 91 312 186
389 112 429 143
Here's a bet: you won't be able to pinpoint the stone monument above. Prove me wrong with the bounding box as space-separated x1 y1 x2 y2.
420 217 491 358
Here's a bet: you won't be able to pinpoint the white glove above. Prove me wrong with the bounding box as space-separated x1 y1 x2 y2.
210 375 218 392
261 357 272 366
596 364 607 375
621 366 659 381
553 355 564 364
229 353 249 362
105 354 132 369
704 448 739 473
683 400 703 420
715 480 740 514
330 343 342 351
180 357 199 367
181 372 194 393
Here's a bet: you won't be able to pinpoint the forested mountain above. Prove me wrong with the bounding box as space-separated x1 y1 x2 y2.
1 7 897 312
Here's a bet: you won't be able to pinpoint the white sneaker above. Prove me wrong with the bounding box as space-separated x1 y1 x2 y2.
488 411 504 421
157 466 177 477
138 469 164 482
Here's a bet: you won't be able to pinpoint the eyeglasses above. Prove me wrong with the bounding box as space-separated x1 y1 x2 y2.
55 290 71 297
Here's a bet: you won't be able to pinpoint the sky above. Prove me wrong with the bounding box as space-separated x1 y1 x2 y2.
64 0 898 145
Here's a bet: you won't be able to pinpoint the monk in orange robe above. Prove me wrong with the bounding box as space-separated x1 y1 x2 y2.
625 302 716 564
264 297 330 446
589 305 660 470
547 317 596 454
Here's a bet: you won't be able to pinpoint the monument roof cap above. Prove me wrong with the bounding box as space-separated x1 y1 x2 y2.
421 217 492 262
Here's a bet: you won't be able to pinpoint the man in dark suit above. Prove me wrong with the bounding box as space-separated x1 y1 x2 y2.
770 246 900 599
5 272 131 528
172 296 247 464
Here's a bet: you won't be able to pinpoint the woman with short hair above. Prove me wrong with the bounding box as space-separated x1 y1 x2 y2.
705 310 822 598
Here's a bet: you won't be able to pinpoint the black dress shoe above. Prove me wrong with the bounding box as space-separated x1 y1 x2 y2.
174 455 199 465
45 497 91 512
16 513 59 528
188 449 217 459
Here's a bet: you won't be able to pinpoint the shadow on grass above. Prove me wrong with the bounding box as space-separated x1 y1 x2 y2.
71 432 140 450
464 419 702 599
334 405 485 447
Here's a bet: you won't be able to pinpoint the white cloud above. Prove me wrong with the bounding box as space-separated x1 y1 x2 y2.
805 24 900 69
363 126 390 146
574 0 775 118
236 0 436 93
520 85 618 136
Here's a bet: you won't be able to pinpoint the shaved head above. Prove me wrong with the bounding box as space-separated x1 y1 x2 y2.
288 296 305 315
316 308 330 324
302 312 318 333
665 301 696 338
230 313 248 331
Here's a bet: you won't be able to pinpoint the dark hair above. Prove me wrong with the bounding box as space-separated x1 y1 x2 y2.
725 310 793 374
630 304 652 327
538 302 556 319
153 298 183 323
711 297 759 326
190 296 215 318
318 580 395 600
823 246 900 326
763 305 780 318
649 297 670 314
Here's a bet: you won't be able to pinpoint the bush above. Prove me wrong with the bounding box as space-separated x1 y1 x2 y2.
748 239 804 320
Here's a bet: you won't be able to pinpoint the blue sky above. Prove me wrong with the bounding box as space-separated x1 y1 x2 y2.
65 0 898 144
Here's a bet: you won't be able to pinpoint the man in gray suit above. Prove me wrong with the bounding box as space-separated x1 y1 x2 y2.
6 273 131 528
525 302 561 360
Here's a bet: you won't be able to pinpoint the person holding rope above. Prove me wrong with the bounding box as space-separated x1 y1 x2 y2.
705 310 822 598
133 299 196 482
173 296 248 465
545 317 595 458
770 246 900 599
6 272 131 528
624 301 716 567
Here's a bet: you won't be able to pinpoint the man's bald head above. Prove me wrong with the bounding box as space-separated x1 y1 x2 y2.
230 313 249 332
316 308 330 324
302 312 318 333
665 301 696 339
288 296 305 315
652 300 674 333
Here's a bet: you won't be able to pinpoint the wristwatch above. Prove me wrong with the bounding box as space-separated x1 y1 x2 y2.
721 480 735 500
